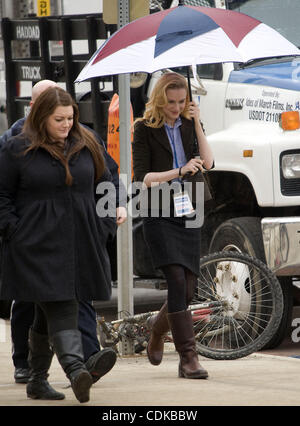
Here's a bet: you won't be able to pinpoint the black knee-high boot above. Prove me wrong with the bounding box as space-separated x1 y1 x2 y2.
26 329 65 400
51 329 93 403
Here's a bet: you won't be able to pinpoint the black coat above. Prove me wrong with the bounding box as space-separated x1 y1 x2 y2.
132 117 212 213
133 116 195 183
0 117 127 208
0 136 116 302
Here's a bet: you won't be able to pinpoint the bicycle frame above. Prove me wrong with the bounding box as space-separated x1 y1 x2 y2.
97 301 226 349
98 251 284 360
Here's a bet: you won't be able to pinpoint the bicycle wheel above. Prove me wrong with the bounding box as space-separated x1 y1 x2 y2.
192 251 283 360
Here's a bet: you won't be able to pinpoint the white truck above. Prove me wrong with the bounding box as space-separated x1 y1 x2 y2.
135 0 300 348
202 0 300 348
1 0 300 347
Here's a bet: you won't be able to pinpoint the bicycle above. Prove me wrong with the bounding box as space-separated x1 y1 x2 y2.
98 251 284 360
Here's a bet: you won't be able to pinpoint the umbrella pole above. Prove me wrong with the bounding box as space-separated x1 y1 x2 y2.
186 65 192 102
186 66 200 157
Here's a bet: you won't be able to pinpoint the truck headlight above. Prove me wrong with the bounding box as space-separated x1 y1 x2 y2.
282 154 300 178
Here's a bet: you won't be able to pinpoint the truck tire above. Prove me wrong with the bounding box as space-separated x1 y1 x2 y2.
208 217 293 349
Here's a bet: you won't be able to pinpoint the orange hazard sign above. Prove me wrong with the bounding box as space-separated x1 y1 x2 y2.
107 93 133 178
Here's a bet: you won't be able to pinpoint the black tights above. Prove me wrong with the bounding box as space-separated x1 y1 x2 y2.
32 300 79 337
161 264 197 313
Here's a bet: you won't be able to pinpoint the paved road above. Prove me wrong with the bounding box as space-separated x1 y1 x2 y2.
1 319 300 410
1 288 300 410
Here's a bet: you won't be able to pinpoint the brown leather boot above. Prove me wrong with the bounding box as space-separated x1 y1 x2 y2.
146 302 169 365
168 310 208 379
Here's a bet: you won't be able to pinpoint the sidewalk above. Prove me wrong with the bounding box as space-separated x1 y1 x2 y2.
1 319 300 407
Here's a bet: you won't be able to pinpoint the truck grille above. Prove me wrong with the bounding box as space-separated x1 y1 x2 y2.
280 149 300 196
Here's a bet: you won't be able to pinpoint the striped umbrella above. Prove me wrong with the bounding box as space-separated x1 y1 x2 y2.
76 3 300 82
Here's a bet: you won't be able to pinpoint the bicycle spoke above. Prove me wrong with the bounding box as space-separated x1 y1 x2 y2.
194 251 283 359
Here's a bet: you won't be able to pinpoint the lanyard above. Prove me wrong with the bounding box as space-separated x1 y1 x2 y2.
165 125 179 168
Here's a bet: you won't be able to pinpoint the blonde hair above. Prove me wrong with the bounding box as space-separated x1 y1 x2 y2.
137 72 190 128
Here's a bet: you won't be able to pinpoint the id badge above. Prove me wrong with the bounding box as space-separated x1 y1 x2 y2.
173 191 194 217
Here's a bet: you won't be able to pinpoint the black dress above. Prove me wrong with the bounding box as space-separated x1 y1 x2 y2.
133 118 204 276
143 215 201 276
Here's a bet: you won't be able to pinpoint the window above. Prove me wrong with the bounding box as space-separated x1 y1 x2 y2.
170 63 223 80
228 0 300 47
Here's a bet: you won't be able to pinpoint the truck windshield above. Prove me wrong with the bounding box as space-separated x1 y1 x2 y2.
228 0 300 48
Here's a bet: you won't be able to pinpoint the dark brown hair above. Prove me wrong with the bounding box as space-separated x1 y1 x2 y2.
23 86 105 185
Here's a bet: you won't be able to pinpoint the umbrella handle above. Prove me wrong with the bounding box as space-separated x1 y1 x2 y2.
186 65 193 101
186 66 200 157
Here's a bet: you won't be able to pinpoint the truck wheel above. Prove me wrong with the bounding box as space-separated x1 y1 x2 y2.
208 217 293 349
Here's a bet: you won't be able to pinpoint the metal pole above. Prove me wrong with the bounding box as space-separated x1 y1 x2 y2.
117 0 134 355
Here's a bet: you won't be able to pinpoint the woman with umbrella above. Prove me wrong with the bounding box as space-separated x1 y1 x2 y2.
133 71 214 379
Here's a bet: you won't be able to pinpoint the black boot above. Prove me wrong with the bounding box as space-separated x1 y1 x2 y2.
26 329 65 400
146 302 169 366
51 329 93 403
85 348 117 384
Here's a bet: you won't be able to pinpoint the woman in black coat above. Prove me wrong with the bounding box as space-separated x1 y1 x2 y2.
0 87 117 403
133 72 214 380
